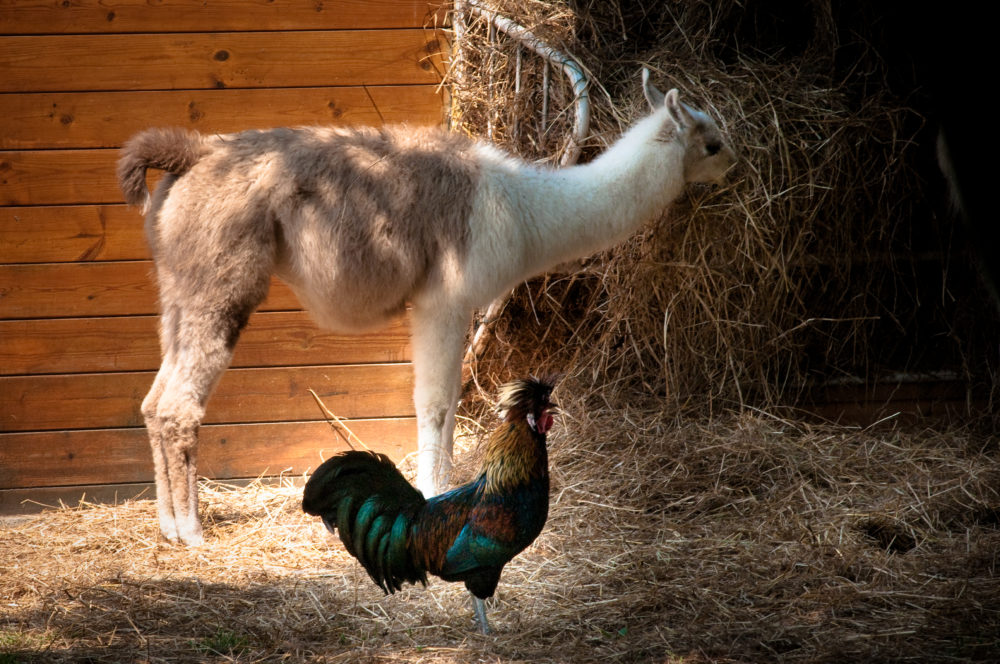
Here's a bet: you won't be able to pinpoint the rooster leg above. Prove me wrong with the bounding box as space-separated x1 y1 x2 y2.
472 594 492 635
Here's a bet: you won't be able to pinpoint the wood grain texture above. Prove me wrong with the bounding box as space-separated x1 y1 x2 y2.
0 419 418 489
0 363 416 432
0 0 441 34
0 311 412 375
0 31 445 93
0 86 444 150
0 262 306 319
0 149 120 206
0 205 146 263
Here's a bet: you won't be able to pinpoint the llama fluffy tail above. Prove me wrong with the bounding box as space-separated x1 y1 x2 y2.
117 128 206 212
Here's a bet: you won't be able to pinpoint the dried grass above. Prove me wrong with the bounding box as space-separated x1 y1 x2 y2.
2 409 998 662
450 0 1000 419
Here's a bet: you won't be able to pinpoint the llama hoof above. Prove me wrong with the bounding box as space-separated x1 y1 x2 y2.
159 523 181 543
178 528 205 547
174 519 205 546
158 515 203 545
181 532 205 546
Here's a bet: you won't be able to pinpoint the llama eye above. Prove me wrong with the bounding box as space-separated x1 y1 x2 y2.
706 142 721 156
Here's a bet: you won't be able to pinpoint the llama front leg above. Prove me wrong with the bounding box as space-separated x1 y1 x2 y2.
410 305 470 497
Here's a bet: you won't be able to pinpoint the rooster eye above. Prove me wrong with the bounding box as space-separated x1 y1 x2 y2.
706 142 721 156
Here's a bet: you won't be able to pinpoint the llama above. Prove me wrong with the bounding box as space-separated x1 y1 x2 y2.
117 69 735 545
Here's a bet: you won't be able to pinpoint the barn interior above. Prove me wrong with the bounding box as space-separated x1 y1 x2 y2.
1 1 997 662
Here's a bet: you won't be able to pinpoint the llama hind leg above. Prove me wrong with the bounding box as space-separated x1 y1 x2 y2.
150 308 248 545
143 360 183 542
410 305 470 497
154 381 209 546
142 307 185 541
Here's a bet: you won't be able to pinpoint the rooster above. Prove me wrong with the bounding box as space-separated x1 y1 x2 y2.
302 377 557 634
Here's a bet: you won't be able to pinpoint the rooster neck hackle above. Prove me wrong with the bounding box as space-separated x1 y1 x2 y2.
479 376 555 495
481 419 548 494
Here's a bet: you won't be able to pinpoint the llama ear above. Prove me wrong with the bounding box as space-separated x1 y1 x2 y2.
642 68 666 110
665 89 691 128
681 99 712 128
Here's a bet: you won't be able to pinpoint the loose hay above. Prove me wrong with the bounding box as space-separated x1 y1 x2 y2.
2 413 998 662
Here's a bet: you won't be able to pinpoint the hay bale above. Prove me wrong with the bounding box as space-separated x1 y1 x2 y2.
449 0 999 421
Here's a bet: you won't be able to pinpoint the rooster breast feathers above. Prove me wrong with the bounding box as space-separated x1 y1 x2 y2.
412 453 549 599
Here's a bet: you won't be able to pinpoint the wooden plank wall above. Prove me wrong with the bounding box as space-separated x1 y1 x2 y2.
0 0 448 512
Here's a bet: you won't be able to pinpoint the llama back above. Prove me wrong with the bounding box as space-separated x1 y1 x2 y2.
123 124 485 332
259 125 482 329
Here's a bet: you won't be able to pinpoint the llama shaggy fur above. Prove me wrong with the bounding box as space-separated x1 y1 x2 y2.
117 69 735 544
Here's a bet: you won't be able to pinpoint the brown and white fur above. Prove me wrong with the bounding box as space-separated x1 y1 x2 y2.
117 69 735 545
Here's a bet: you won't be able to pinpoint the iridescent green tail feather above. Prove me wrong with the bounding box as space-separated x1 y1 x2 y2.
303 450 428 593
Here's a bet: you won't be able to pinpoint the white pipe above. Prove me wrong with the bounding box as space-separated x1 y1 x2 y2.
457 0 591 165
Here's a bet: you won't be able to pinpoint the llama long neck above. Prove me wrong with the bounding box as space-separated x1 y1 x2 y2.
512 111 685 274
